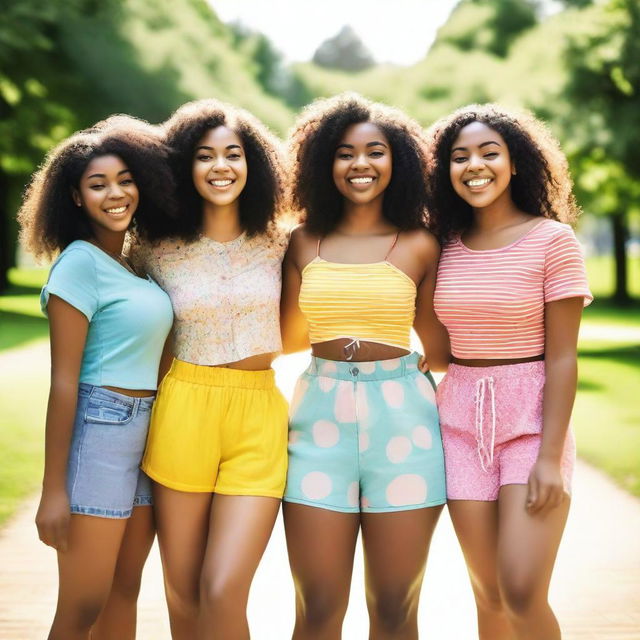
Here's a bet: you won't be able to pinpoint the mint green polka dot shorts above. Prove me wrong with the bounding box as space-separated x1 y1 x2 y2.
284 352 447 513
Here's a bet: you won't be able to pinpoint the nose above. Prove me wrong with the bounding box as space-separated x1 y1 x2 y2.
468 152 485 171
212 155 230 172
107 182 126 199
352 151 371 171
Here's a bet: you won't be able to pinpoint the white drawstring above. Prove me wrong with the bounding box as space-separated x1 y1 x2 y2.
343 338 361 361
475 376 496 472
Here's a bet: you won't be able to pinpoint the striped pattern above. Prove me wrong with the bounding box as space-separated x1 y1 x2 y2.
434 219 592 359
300 258 416 350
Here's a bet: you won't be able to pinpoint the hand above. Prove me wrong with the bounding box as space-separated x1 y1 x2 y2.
526 457 565 515
418 354 430 373
35 489 70 552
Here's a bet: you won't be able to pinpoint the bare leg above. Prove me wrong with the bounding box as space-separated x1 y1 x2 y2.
498 485 570 640
91 505 155 640
284 503 360 640
197 495 281 639
154 484 212 640
48 515 127 640
361 506 443 640
448 500 513 640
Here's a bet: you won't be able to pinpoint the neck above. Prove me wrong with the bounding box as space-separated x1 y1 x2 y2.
201 202 243 241
90 228 126 255
471 191 525 232
339 200 390 235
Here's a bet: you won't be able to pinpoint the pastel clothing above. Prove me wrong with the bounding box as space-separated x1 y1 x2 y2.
142 359 288 496
68 384 154 518
284 353 447 513
434 219 593 359
41 240 173 390
299 235 415 351
437 362 575 500
133 228 288 366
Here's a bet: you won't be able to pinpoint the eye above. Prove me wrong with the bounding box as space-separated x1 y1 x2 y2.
196 154 212 161
451 156 468 163
369 150 384 158
227 153 242 160
484 152 498 159
120 178 135 185
89 184 105 190
337 152 353 160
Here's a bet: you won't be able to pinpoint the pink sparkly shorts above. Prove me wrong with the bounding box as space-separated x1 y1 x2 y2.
436 361 575 501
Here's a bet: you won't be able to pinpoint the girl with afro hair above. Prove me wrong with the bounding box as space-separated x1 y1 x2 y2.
130 99 289 638
18 115 177 639
280 93 449 638
427 104 592 639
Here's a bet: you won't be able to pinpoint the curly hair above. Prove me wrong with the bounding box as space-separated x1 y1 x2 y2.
162 99 284 239
287 92 430 235
18 115 178 260
426 103 579 241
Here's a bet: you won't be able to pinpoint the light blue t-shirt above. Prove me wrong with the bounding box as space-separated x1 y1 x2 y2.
41 240 173 390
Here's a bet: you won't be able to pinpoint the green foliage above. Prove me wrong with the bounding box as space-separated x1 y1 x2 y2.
312 26 375 72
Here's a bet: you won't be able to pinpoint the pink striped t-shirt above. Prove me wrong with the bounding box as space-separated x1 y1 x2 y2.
434 219 593 359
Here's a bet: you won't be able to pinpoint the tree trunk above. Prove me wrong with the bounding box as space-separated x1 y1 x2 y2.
0 171 12 294
611 212 630 305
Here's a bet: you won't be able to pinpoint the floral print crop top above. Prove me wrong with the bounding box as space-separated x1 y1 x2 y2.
133 226 289 366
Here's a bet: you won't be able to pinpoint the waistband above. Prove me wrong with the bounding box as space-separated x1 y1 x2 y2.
305 352 422 381
78 383 155 409
168 358 276 390
447 360 545 382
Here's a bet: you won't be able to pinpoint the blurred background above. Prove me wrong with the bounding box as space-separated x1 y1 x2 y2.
0 0 638 637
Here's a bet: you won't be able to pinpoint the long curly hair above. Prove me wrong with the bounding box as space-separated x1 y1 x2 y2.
162 99 284 239
18 115 178 260
288 92 430 235
426 103 580 241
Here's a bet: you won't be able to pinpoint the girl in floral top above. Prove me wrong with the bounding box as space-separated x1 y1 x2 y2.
132 99 288 639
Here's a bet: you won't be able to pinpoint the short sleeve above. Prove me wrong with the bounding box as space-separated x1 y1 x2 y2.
41 249 99 320
544 225 593 307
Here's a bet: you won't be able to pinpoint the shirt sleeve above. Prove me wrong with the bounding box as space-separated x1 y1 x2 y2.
544 224 593 307
40 248 99 320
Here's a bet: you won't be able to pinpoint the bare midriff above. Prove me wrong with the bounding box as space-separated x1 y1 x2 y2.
451 354 545 367
104 386 156 397
208 352 277 371
311 338 410 362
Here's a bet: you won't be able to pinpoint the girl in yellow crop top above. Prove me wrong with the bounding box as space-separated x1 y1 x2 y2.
280 93 450 638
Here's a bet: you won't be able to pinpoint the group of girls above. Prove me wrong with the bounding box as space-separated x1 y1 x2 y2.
18 92 591 640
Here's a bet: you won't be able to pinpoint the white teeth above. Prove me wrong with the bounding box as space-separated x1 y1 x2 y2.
466 178 492 187
349 177 374 184
210 179 233 187
105 206 127 214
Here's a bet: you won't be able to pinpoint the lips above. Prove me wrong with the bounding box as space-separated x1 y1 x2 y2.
464 177 493 190
209 179 234 188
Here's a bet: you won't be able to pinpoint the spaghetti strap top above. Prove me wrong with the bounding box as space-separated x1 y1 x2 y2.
299 233 416 350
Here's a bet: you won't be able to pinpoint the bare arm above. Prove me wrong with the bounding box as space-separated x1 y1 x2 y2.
527 296 583 514
280 228 311 354
36 294 89 551
413 234 450 372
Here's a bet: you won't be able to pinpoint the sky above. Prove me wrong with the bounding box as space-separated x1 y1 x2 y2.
209 0 459 66
209 0 564 66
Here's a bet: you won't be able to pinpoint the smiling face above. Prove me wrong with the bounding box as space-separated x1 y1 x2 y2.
332 121 392 207
192 125 248 209
73 154 139 238
449 121 516 211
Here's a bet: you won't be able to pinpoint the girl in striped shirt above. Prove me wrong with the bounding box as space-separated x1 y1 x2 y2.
428 104 592 639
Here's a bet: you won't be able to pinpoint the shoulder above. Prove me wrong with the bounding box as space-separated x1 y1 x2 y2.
288 224 319 252
535 218 575 242
400 228 441 262
50 242 97 276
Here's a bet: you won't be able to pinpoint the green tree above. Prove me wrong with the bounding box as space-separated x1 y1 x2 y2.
312 26 375 72
563 0 639 303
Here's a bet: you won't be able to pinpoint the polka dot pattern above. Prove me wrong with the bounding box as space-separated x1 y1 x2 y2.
416 375 435 402
381 358 401 371
335 381 356 423
301 472 332 500
386 474 428 506
347 481 359 507
318 376 336 393
386 436 412 463
312 420 340 448
412 425 432 449
381 380 404 408
359 361 376 374
359 432 370 452
288 430 301 445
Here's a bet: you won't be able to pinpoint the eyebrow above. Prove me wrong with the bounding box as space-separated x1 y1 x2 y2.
196 144 242 151
451 140 502 153
336 141 388 150
86 169 132 179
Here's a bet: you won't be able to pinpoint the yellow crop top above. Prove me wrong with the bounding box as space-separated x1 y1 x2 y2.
298 234 416 351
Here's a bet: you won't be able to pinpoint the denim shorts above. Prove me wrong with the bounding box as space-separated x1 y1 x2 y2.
67 383 155 518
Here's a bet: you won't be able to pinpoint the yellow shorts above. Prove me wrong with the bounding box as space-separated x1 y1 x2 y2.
142 359 288 496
